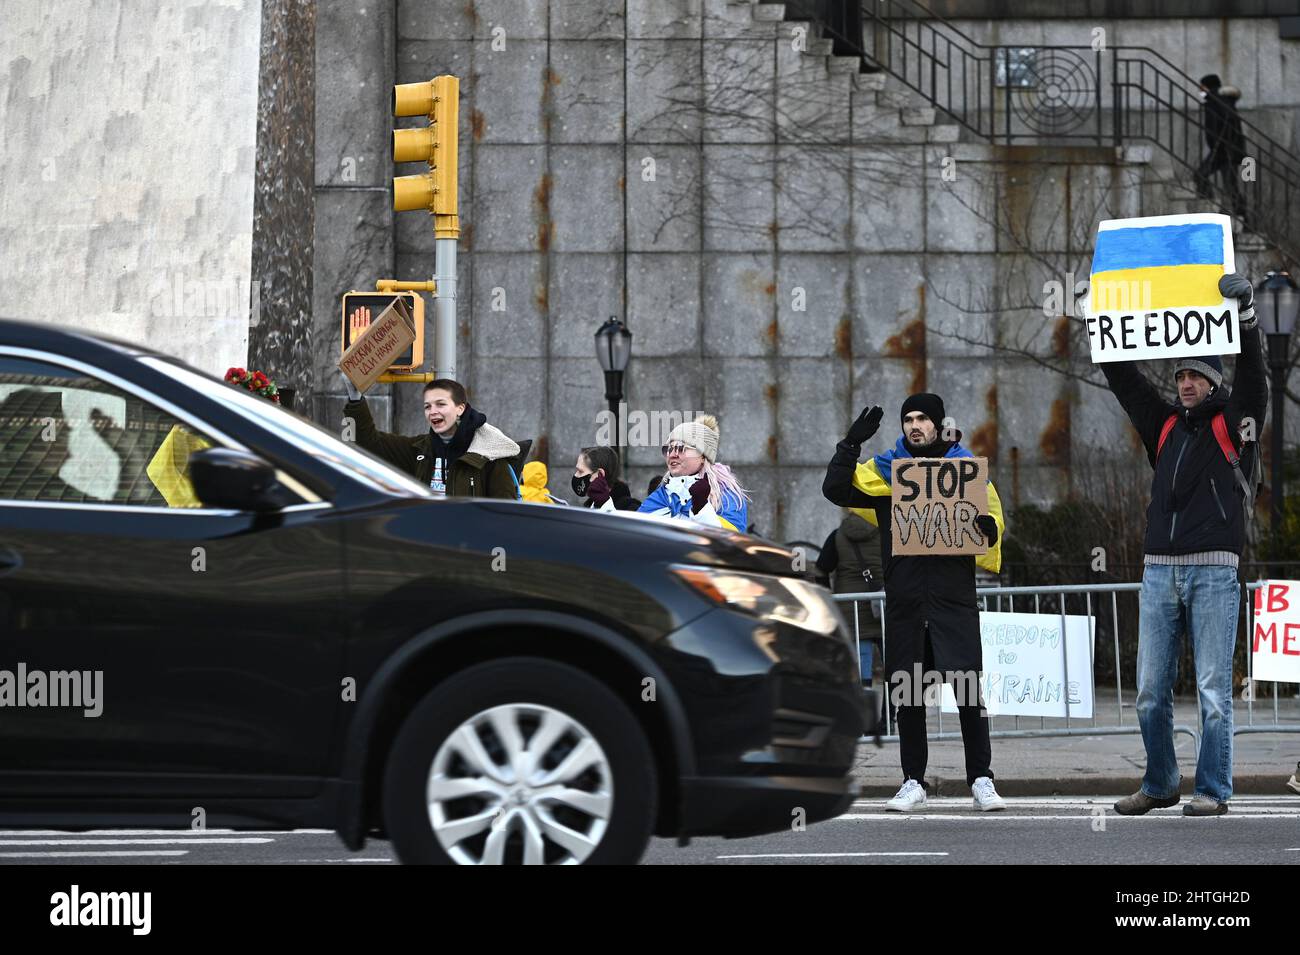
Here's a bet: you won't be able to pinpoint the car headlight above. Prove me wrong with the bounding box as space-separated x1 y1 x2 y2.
670 565 844 635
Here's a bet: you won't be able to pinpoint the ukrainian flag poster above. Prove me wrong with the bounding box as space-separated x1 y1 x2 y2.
1086 212 1239 363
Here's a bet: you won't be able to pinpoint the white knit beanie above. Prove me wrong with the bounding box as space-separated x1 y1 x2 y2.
668 414 720 463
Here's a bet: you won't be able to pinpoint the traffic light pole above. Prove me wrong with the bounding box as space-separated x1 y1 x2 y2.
434 237 457 381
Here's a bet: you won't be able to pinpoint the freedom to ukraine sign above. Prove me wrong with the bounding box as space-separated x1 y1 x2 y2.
1085 213 1239 363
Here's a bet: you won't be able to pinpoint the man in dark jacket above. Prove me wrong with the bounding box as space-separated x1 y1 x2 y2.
816 513 884 686
823 394 1006 813
1194 73 1244 213
343 377 523 500
1103 272 1268 817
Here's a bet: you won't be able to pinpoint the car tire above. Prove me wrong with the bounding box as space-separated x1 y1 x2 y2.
382 656 658 865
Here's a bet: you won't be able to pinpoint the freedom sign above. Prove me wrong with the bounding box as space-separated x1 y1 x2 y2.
891 457 989 556
940 611 1096 718
1252 581 1300 683
1086 213 1239 363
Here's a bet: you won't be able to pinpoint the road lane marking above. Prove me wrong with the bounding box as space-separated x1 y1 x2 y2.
0 829 330 836
717 851 949 859
836 813 1300 820
0 850 188 858
0 837 275 845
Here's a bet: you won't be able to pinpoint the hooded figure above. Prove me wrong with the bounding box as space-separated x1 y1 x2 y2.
520 461 565 504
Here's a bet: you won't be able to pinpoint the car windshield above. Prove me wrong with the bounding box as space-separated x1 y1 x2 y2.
140 357 433 499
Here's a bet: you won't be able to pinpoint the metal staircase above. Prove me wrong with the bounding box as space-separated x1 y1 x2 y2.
812 0 1300 264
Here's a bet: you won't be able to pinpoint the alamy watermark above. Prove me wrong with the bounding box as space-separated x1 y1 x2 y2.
0 663 103 717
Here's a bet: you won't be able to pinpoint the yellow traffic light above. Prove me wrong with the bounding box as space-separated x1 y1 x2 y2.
392 75 459 239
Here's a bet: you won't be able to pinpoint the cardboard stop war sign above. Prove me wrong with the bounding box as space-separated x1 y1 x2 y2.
891 457 989 556
1252 581 1300 684
1086 213 1239 363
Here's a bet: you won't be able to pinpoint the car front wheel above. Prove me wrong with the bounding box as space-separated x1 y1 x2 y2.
382 657 657 865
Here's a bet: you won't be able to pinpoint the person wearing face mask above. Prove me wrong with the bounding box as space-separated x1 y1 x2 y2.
341 375 525 499
638 414 750 531
571 446 640 511
1101 273 1268 818
822 394 1006 814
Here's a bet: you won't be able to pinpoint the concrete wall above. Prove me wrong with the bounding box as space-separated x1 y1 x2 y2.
0 0 263 376
300 1 1300 548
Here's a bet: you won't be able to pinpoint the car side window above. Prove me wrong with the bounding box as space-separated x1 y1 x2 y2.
0 355 222 508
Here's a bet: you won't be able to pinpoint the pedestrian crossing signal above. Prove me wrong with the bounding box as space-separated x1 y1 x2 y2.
340 291 425 372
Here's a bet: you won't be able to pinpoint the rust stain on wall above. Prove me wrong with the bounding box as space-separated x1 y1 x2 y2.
1052 315 1071 358
834 316 852 360
767 435 778 462
968 383 999 462
764 382 779 403
883 292 927 393
533 434 549 468
470 109 486 142
1040 397 1071 466
534 174 552 252
764 318 778 347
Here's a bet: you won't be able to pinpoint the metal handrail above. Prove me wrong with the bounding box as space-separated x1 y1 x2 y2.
850 0 1299 263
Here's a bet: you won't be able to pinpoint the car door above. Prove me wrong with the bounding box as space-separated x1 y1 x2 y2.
0 352 346 801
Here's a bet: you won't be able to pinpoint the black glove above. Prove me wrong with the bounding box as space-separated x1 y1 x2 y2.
689 476 711 514
975 514 998 545
1219 272 1256 325
844 406 884 447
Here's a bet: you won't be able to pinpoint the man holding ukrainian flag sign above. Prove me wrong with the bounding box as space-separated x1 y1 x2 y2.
1089 212 1268 818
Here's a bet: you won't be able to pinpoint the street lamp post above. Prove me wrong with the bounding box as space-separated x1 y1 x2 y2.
594 316 632 466
1256 271 1299 549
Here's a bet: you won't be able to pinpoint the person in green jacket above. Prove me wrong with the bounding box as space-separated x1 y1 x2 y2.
816 512 884 686
342 376 523 500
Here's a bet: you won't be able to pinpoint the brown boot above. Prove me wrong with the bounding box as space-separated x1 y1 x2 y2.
1182 795 1228 816
1113 789 1180 815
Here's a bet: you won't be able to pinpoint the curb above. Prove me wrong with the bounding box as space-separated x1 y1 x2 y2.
857 774 1296 798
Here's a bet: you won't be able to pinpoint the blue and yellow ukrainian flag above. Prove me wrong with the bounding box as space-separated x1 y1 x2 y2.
1090 219 1227 313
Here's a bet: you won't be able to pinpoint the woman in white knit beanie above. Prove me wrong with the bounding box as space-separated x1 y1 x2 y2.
637 414 751 532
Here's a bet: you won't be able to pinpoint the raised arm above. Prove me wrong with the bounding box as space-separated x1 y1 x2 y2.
823 405 886 508
1220 273 1270 433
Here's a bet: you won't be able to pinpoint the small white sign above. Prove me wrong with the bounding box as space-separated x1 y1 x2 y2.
1086 212 1239 363
941 611 1096 718
1252 581 1300 684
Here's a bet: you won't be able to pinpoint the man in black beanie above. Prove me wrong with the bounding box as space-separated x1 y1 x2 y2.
1101 273 1268 817
823 393 1006 813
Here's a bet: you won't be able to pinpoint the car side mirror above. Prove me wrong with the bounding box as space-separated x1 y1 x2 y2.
189 448 293 512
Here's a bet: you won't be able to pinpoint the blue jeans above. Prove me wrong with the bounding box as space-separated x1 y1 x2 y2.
1136 563 1240 803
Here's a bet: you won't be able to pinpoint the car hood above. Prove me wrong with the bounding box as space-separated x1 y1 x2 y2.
471 499 801 576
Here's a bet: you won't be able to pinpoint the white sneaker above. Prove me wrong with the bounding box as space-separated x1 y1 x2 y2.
885 779 927 813
971 776 1006 812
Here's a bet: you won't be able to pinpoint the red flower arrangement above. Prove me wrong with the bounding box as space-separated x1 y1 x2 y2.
225 367 281 404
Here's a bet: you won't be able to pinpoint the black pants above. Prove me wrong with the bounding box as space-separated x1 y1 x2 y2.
893 625 993 788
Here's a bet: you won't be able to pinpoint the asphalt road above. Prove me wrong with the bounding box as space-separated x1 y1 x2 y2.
1 796 1297 865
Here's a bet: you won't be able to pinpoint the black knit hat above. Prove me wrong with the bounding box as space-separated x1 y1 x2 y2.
900 392 946 430
1174 355 1223 388
1199 73 1221 90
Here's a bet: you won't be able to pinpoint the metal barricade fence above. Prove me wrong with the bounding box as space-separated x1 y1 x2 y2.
833 581 1300 747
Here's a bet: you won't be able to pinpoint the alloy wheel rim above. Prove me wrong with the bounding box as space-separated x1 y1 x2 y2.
426 703 614 864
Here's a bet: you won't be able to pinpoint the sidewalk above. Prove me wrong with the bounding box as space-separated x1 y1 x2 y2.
854 687 1300 797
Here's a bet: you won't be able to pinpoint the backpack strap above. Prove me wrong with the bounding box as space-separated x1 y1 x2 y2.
1212 413 1255 506
1155 413 1178 459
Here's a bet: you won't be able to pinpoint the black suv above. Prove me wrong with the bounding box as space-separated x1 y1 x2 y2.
0 319 871 864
